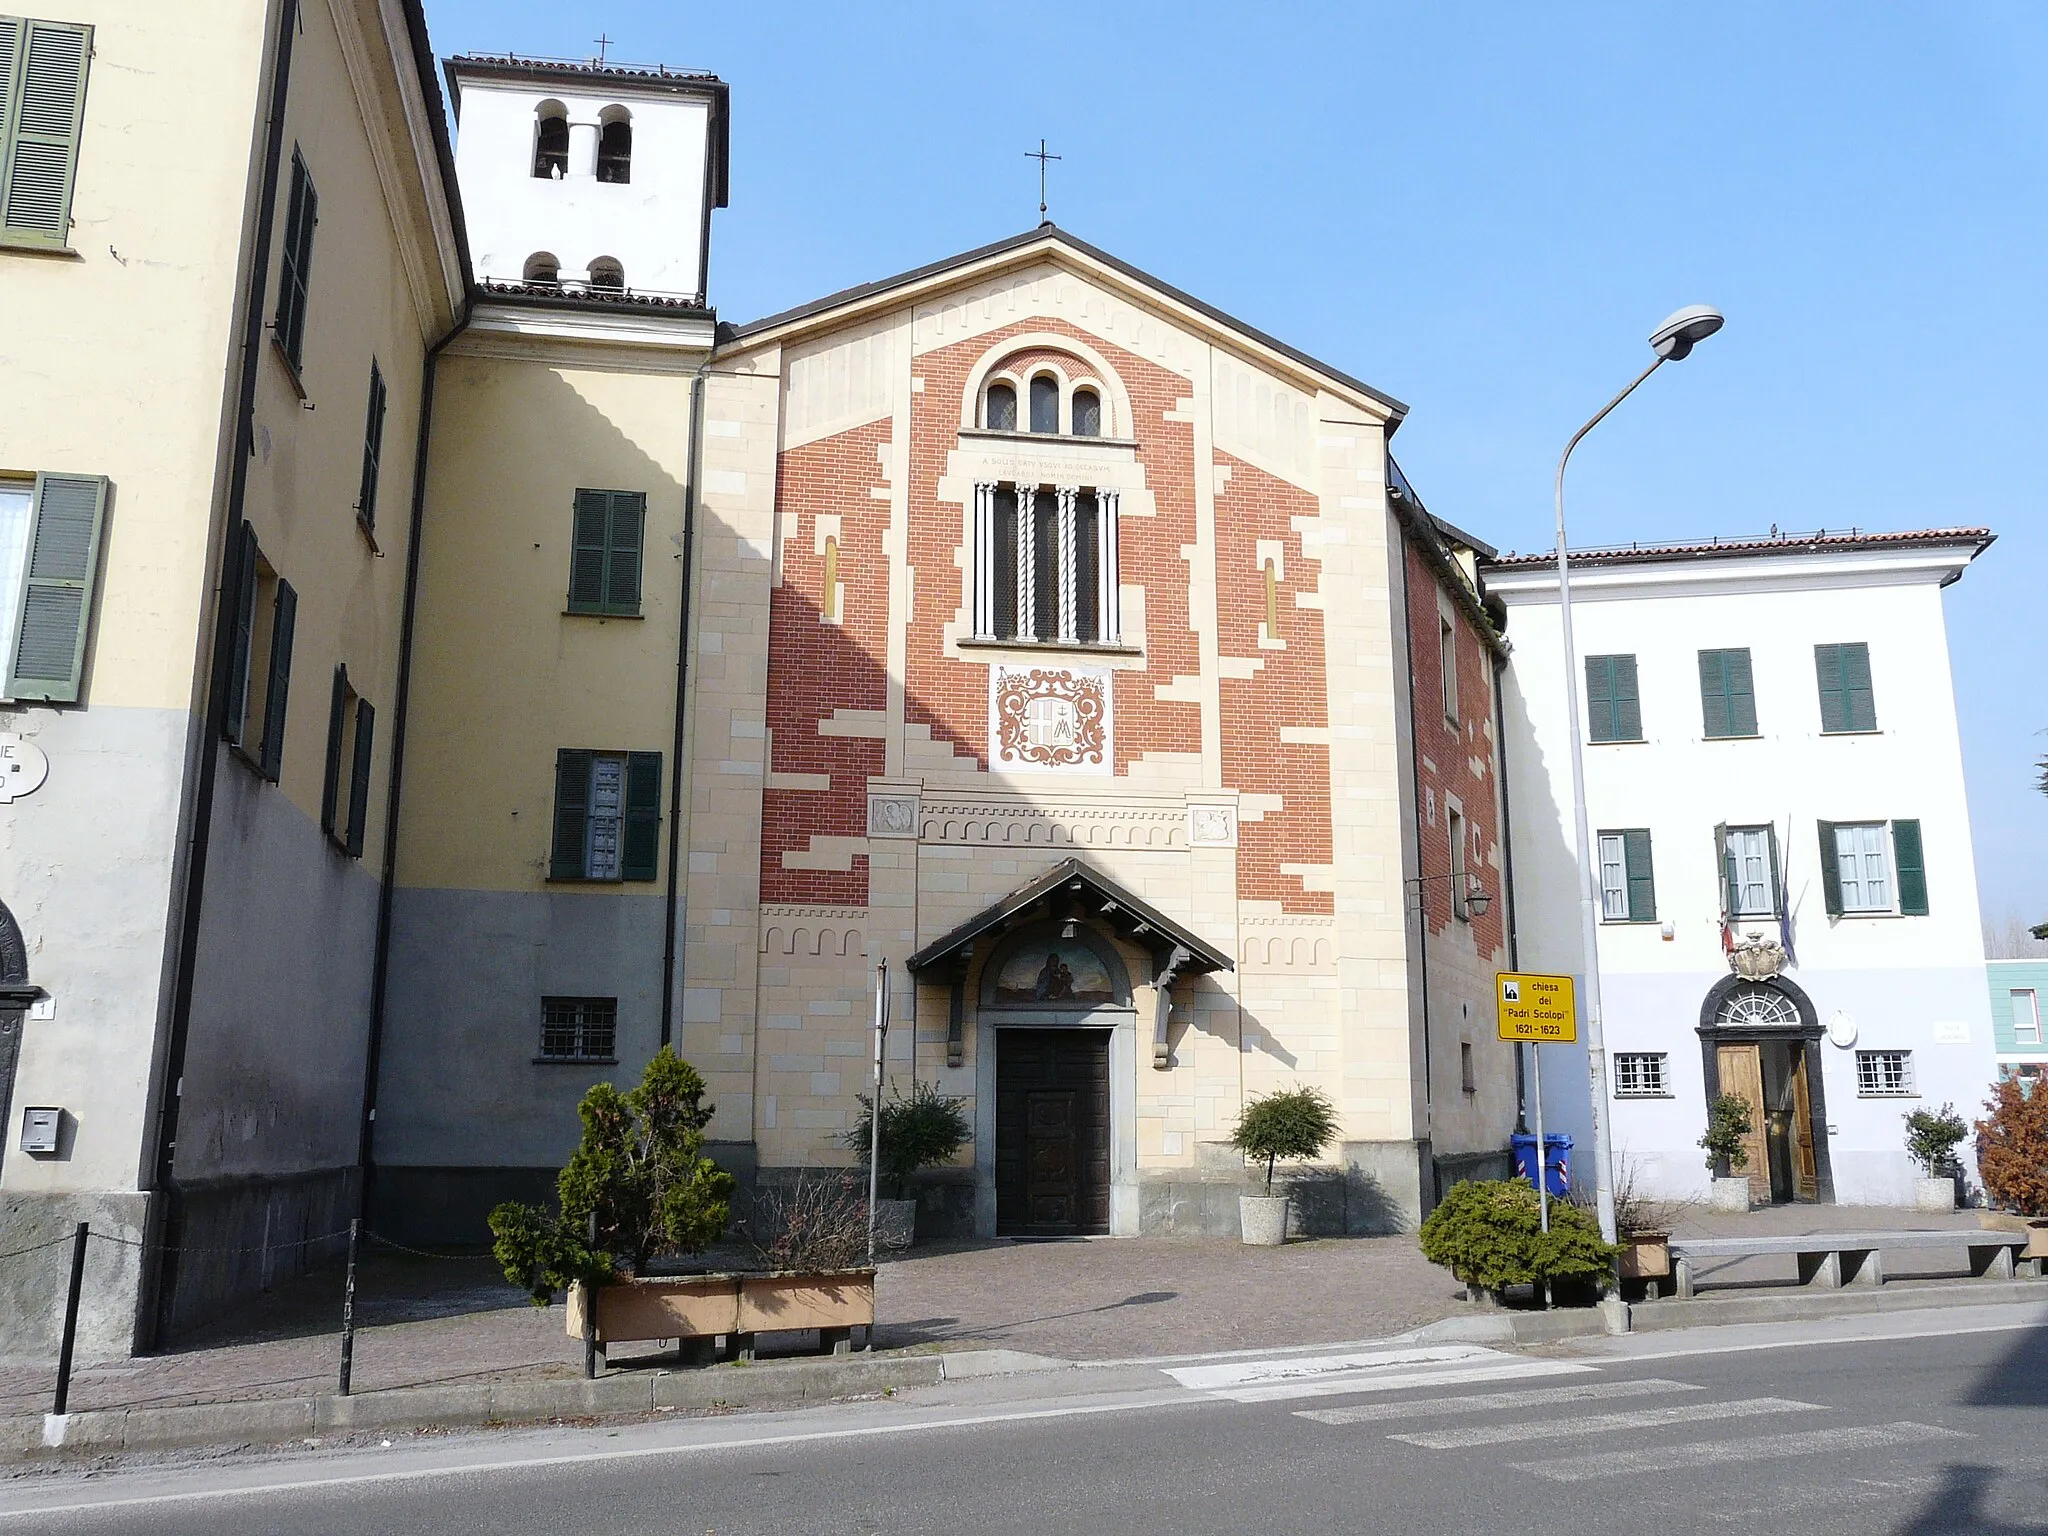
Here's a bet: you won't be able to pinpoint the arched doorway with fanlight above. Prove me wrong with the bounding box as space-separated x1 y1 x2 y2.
1696 974 1834 1205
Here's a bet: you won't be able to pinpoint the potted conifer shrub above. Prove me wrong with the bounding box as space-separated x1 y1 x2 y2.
1904 1102 1968 1212
1230 1086 1339 1246
843 1079 973 1250
1419 1177 1621 1307
1700 1093 1756 1212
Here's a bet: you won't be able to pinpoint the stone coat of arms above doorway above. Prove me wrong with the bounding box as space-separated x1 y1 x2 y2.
990 664 1112 773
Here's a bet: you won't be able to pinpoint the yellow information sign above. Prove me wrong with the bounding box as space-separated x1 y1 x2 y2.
1496 971 1578 1043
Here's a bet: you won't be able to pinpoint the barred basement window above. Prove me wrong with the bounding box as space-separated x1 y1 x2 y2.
1856 1049 1915 1098
1613 1053 1669 1097
539 997 617 1061
971 482 1121 646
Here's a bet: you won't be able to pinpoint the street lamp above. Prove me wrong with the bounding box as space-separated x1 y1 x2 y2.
1555 305 1723 1246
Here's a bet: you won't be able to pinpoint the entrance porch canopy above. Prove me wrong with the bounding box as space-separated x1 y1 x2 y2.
907 858 1232 1068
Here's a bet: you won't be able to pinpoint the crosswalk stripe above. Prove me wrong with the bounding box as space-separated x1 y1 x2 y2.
1296 1378 1702 1426
1393 1395 1818 1450
1513 1422 1971 1484
1169 1345 1594 1404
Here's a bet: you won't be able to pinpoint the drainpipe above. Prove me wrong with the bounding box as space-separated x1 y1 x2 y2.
142 0 300 1349
1492 650 1527 1134
658 361 710 1048
357 293 472 1220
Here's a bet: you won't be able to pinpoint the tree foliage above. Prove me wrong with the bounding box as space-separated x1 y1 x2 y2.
842 1079 974 1199
1903 1102 1969 1177
489 1047 736 1304
1230 1086 1340 1193
1977 1078 2048 1217
1419 1177 1621 1295
1699 1093 1754 1174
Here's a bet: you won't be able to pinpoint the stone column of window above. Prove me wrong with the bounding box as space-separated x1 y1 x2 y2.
1016 485 1037 640
1097 488 1121 642
972 482 995 637
1056 486 1079 642
567 121 600 178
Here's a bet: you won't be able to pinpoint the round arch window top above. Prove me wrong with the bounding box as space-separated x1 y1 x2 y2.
981 927 1128 1009
1715 984 1800 1027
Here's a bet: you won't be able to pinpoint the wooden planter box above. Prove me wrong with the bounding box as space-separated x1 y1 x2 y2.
1980 1213 2048 1260
567 1269 877 1364
1618 1232 1671 1281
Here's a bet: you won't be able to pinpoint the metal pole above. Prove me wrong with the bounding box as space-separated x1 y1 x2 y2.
337 1218 361 1396
1533 1047 1548 1234
583 1210 599 1379
1555 356 1661 1248
867 959 888 1265
51 1222 88 1416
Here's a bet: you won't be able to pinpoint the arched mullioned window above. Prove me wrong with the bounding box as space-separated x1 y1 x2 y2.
588 258 624 292
597 113 632 184
532 108 568 179
986 381 1018 431
1072 387 1101 437
523 252 560 285
1029 375 1059 434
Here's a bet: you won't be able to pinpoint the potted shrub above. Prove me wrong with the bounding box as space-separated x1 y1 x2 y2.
1976 1078 2048 1268
843 1079 973 1250
1611 1154 1686 1295
1229 1086 1339 1246
1699 1093 1756 1212
1419 1177 1621 1306
1903 1102 1968 1212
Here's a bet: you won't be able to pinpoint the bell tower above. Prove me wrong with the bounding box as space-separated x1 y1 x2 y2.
444 55 729 301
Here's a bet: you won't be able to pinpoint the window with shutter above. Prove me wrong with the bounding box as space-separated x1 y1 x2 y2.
6 471 107 703
223 521 259 741
274 149 317 371
1585 654 1641 742
1724 826 1776 917
1698 647 1757 737
1817 820 1842 917
0 17 92 247
565 489 646 616
321 665 350 836
1623 828 1656 922
622 751 661 881
1891 818 1928 915
259 579 295 782
550 749 594 879
1816 642 1876 733
345 698 374 858
356 361 386 530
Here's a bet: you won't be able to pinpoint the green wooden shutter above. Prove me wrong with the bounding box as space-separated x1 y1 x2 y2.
1817 821 1842 916
356 361 386 529
1 19 91 245
1698 650 1728 737
1726 648 1757 735
1585 656 1614 742
1714 823 1732 919
1764 823 1782 916
7 472 107 702
275 151 316 367
1842 642 1876 731
1815 644 1847 733
321 665 348 834
550 749 593 878
1611 655 1641 741
259 578 295 781
1623 828 1656 921
1892 818 1928 915
605 492 644 615
622 751 662 880
567 491 609 612
345 697 374 858
222 521 259 741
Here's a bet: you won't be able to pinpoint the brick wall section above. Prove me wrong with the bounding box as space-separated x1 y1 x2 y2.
760 418 891 904
1216 451 1333 914
903 319 1202 770
1404 534 1506 956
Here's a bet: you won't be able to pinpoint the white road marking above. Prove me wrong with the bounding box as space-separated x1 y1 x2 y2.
1168 1344 1594 1404
1393 1395 1818 1449
1514 1422 1971 1483
1296 1377 1701 1426
1706 1473 1947 1522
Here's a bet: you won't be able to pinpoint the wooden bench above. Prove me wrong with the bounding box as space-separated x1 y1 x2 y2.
1669 1230 2038 1300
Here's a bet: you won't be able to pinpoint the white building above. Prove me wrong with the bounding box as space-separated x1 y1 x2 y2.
1488 529 2000 1208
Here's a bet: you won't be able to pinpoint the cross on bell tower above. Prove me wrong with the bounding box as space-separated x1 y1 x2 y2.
1026 139 1061 225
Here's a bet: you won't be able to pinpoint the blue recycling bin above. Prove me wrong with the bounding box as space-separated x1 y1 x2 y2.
1510 1132 1572 1197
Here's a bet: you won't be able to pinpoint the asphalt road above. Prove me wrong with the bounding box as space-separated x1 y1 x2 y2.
4 1308 2045 1535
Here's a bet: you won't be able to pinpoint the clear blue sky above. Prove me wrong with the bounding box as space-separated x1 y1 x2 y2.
428 2 2046 931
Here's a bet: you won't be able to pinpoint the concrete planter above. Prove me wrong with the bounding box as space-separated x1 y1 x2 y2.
1915 1175 1957 1213
1239 1194 1290 1246
1709 1177 1754 1213
873 1198 917 1251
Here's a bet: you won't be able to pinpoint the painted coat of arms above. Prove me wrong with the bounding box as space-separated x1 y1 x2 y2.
991 665 1111 772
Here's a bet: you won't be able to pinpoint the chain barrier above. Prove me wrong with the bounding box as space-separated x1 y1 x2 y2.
0 1234 74 1264
364 1231 491 1261
85 1226 354 1257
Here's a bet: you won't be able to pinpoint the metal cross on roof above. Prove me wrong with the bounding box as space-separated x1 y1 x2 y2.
1026 139 1061 224
593 33 612 65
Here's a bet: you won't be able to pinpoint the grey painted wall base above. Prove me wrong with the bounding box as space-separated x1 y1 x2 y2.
158 1167 358 1341
0 1191 151 1365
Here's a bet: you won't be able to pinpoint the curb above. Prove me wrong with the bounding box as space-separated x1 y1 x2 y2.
1627 1276 2048 1332
1 1351 948 1462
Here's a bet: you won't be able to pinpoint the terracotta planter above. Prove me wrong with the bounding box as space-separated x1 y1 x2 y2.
1618 1232 1671 1281
567 1268 876 1347
1980 1212 2048 1260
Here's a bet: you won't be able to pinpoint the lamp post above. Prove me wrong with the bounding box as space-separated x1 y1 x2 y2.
1556 305 1723 1245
